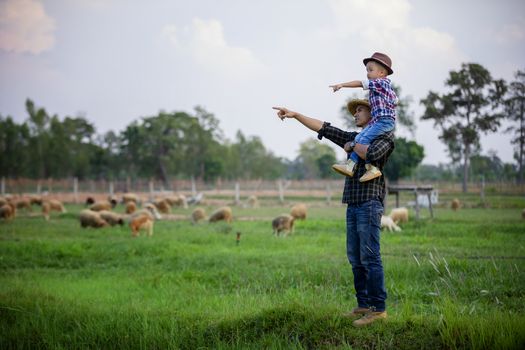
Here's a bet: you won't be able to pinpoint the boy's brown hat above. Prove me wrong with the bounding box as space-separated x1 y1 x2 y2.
363 52 393 75
347 99 370 115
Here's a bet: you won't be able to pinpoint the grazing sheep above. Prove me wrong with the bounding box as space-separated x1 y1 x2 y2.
99 210 124 226
130 214 153 237
134 203 162 220
29 195 43 206
389 207 409 224
165 194 188 209
451 198 461 211
79 209 108 228
246 195 259 208
290 203 307 220
272 214 295 236
209 206 233 223
191 207 206 224
13 198 32 212
154 199 172 214
381 215 401 232
41 200 66 221
0 203 16 220
125 201 137 214
122 193 139 204
89 200 115 212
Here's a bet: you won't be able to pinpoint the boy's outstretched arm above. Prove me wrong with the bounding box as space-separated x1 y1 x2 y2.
329 80 363 92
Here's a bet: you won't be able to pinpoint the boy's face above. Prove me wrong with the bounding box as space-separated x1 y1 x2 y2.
354 105 372 127
366 61 387 80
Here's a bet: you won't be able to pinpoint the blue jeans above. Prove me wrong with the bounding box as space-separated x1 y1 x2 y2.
349 118 395 163
346 200 387 311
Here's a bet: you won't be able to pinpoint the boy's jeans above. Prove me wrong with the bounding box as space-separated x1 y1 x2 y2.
346 199 387 311
349 118 395 164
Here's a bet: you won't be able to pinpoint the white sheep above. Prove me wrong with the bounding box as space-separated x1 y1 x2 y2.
246 195 259 208
89 200 115 212
381 215 401 232
191 207 206 224
389 207 408 224
79 209 108 228
99 210 124 226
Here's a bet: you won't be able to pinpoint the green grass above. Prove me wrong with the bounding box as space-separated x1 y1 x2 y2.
1 201 525 349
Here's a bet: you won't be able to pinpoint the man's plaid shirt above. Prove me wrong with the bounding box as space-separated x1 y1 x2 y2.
317 122 395 205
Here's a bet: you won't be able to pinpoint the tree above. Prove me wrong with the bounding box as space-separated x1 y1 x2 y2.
420 63 506 192
504 69 525 184
296 138 337 179
384 137 424 181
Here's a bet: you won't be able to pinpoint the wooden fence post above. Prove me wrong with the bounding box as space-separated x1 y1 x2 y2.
73 177 78 204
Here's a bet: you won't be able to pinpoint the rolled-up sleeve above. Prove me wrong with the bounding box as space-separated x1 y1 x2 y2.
317 122 357 149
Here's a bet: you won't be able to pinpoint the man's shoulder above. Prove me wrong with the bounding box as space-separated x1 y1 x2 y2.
375 131 395 142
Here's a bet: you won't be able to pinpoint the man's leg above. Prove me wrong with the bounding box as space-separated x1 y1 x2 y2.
346 205 369 309
353 200 387 326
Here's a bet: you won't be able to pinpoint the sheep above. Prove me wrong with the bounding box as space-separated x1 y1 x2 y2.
164 194 188 209
130 214 154 237
29 195 43 206
191 207 206 224
0 197 7 207
89 200 115 212
122 193 139 204
13 198 32 212
0 203 16 221
79 209 108 228
134 203 162 220
451 198 461 211
381 215 401 232
209 206 233 223
153 199 172 214
389 207 409 224
272 214 295 236
290 203 307 220
125 201 137 214
246 195 259 208
41 199 66 221
99 210 124 226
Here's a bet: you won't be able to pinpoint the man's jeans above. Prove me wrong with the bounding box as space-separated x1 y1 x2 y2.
346 199 387 311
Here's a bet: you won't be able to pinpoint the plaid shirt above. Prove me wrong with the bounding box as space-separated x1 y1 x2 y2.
363 77 397 125
317 122 395 205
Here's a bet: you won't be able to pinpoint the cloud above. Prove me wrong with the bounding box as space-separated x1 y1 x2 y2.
0 0 55 54
162 18 266 77
493 22 525 45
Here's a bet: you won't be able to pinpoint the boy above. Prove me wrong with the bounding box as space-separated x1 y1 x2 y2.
330 52 397 182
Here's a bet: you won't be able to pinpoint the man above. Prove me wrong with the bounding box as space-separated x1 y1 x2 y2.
272 99 394 327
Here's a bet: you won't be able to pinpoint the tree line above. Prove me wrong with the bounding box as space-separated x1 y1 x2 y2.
1 63 523 190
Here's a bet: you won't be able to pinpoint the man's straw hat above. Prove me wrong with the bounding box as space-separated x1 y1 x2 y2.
347 99 370 115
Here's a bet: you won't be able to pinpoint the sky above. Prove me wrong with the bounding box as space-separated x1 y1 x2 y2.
1 0 524 165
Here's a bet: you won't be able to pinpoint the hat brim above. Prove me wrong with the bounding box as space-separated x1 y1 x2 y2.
347 99 370 115
363 58 394 75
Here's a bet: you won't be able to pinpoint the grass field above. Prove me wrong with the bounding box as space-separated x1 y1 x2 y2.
1 196 525 349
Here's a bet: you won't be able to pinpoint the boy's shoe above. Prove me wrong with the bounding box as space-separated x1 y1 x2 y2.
359 164 382 182
332 160 356 177
352 311 387 327
342 307 369 318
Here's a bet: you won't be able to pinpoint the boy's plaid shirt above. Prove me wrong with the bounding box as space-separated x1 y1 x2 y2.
317 122 395 204
363 77 397 125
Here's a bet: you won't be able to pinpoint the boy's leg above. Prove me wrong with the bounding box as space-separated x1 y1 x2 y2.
357 120 395 182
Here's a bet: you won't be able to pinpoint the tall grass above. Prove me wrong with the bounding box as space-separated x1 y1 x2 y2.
1 204 524 349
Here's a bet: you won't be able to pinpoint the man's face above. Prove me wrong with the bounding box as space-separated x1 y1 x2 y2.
354 105 372 127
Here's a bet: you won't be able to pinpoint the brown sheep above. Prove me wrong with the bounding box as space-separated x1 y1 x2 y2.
79 209 108 228
29 195 43 206
164 194 188 209
41 199 66 221
191 207 206 224
0 197 7 207
154 199 172 214
389 207 409 224
209 206 233 223
125 201 137 214
89 200 114 212
451 198 461 211
122 193 139 204
99 210 124 226
290 203 307 220
13 198 32 212
0 203 16 221
272 214 295 236
130 214 153 237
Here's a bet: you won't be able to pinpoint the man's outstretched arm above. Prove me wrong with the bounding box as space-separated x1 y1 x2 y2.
272 106 323 132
